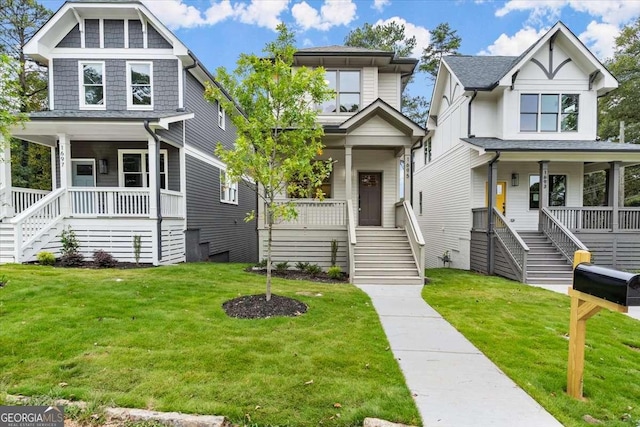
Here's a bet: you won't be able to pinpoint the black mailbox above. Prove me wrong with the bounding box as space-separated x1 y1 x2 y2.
574 263 640 306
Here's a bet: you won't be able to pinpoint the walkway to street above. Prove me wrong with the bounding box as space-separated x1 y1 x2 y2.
357 284 563 427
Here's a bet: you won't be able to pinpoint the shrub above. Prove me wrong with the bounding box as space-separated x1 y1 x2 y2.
331 239 338 266
327 265 342 280
305 264 322 276
60 226 80 256
36 251 56 266
93 250 116 268
295 261 310 271
275 261 289 273
59 251 85 267
133 235 142 266
256 258 268 268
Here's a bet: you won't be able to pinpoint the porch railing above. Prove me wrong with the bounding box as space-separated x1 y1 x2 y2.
548 207 640 232
472 208 488 230
68 188 184 218
395 201 426 282
493 207 529 283
11 187 50 214
272 199 347 228
541 207 588 263
346 200 357 283
160 190 184 218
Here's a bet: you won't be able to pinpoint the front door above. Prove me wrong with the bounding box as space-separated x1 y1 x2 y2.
72 160 96 187
359 172 382 226
485 181 507 215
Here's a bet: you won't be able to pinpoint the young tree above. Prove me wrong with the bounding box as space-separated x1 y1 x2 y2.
205 24 333 301
419 22 461 78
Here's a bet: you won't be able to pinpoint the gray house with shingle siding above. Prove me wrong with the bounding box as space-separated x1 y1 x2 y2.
0 0 257 265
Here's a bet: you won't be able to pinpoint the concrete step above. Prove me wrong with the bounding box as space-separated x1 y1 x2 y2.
352 275 424 285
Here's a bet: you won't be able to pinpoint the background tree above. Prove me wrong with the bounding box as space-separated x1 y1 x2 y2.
0 0 52 190
205 24 333 301
0 54 25 143
419 22 461 78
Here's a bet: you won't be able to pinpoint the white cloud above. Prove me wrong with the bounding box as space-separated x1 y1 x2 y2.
302 38 314 47
292 0 357 31
579 20 619 60
373 17 431 58
142 0 205 29
234 0 290 30
495 0 640 26
372 0 391 12
479 26 548 56
204 1 238 26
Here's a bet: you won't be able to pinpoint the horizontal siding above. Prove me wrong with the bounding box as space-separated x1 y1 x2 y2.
161 219 185 264
259 229 347 270
578 232 640 270
470 230 488 273
362 67 377 107
350 115 405 136
378 73 399 109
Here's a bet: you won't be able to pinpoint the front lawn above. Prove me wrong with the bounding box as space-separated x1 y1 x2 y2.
0 264 420 427
423 269 640 427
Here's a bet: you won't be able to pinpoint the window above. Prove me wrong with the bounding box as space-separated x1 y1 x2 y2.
79 62 105 109
529 174 567 209
317 70 360 113
220 170 238 204
118 149 167 189
424 138 432 164
218 102 226 130
127 62 153 109
520 94 579 132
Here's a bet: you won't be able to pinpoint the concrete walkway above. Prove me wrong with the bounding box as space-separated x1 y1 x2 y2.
357 284 563 427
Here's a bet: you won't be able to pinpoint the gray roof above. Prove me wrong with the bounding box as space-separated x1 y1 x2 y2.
28 110 189 121
443 56 518 90
462 137 640 152
296 45 393 55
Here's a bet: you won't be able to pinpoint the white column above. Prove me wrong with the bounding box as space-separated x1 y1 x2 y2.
538 160 549 232
0 135 13 217
345 146 352 202
50 146 58 190
403 146 411 202
610 161 620 232
148 135 158 219
58 133 71 189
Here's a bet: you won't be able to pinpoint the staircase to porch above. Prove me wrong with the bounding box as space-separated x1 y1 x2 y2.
519 231 573 286
352 227 423 285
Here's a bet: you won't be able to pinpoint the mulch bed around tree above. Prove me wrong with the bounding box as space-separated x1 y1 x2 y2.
245 267 348 283
222 294 308 319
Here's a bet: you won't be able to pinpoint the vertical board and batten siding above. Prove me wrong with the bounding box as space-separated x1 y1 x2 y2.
378 73 400 110
259 229 348 270
352 149 398 228
85 19 100 48
52 59 179 111
185 155 257 262
361 67 377 107
57 24 81 48
413 144 473 269
161 219 185 264
470 230 488 273
104 20 125 48
471 161 584 231
576 233 640 270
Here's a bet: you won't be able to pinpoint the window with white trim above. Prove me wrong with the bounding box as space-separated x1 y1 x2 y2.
520 94 579 132
424 138 432 164
218 102 225 129
317 70 361 113
126 62 153 109
220 170 238 204
118 149 167 189
79 62 105 109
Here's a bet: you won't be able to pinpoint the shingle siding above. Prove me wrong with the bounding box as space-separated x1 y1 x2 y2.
57 24 81 48
185 155 257 262
128 20 143 48
148 24 171 49
106 59 127 110
104 20 124 48
85 19 100 48
53 58 79 110
184 72 235 153
153 59 180 110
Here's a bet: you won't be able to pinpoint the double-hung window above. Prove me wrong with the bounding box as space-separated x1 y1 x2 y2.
520 94 579 132
220 170 238 204
529 174 567 209
317 70 361 113
127 62 153 109
119 149 167 189
79 62 105 109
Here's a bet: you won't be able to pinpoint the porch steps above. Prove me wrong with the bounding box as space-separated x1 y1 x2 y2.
0 222 15 263
519 231 573 286
353 228 422 285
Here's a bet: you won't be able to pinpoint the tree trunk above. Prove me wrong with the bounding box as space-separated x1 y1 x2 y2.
266 203 273 302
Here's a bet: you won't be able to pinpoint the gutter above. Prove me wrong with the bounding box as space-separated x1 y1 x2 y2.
144 120 163 262
409 138 424 205
467 90 478 137
487 150 501 275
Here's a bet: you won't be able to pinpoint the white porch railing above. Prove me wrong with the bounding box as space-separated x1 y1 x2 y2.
493 207 529 283
395 201 425 283
272 199 347 227
548 207 640 232
11 187 50 214
161 190 184 218
541 207 589 263
346 199 357 283
69 188 184 218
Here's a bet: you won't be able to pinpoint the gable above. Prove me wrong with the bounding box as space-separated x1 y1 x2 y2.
349 115 407 137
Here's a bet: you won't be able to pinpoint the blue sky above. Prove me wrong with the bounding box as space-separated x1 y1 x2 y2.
40 0 640 99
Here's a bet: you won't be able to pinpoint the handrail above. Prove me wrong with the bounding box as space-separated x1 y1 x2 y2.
541 207 588 262
10 187 50 215
346 199 357 283
402 200 425 282
492 207 529 282
10 188 65 224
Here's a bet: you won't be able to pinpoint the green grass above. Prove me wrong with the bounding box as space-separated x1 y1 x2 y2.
0 264 420 427
423 268 640 427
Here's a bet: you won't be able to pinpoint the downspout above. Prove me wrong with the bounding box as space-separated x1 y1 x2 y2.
468 90 478 137
144 120 162 262
409 138 424 205
487 151 501 275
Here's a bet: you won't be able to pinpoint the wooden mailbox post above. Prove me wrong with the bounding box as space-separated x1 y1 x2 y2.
567 250 628 399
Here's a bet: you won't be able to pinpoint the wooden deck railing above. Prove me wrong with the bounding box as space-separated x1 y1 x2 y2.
493 207 529 282
541 208 588 262
472 208 488 230
11 187 50 214
272 199 347 228
548 207 640 232
396 201 426 282
69 188 185 218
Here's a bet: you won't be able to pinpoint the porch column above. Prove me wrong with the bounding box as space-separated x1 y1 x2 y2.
58 134 71 189
147 135 160 265
487 158 498 275
0 135 13 217
403 147 411 202
50 146 58 190
538 161 549 232
345 146 352 202
609 161 621 232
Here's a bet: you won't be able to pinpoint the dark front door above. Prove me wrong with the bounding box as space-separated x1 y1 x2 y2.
359 172 382 226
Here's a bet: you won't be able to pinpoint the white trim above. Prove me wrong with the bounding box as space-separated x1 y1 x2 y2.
72 8 85 49
184 144 226 170
50 146 57 190
98 18 104 48
217 102 225 130
51 50 175 59
71 158 97 187
220 169 238 205
78 61 106 110
177 60 184 109
126 61 153 110
124 19 129 49
118 148 168 188
48 60 55 110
